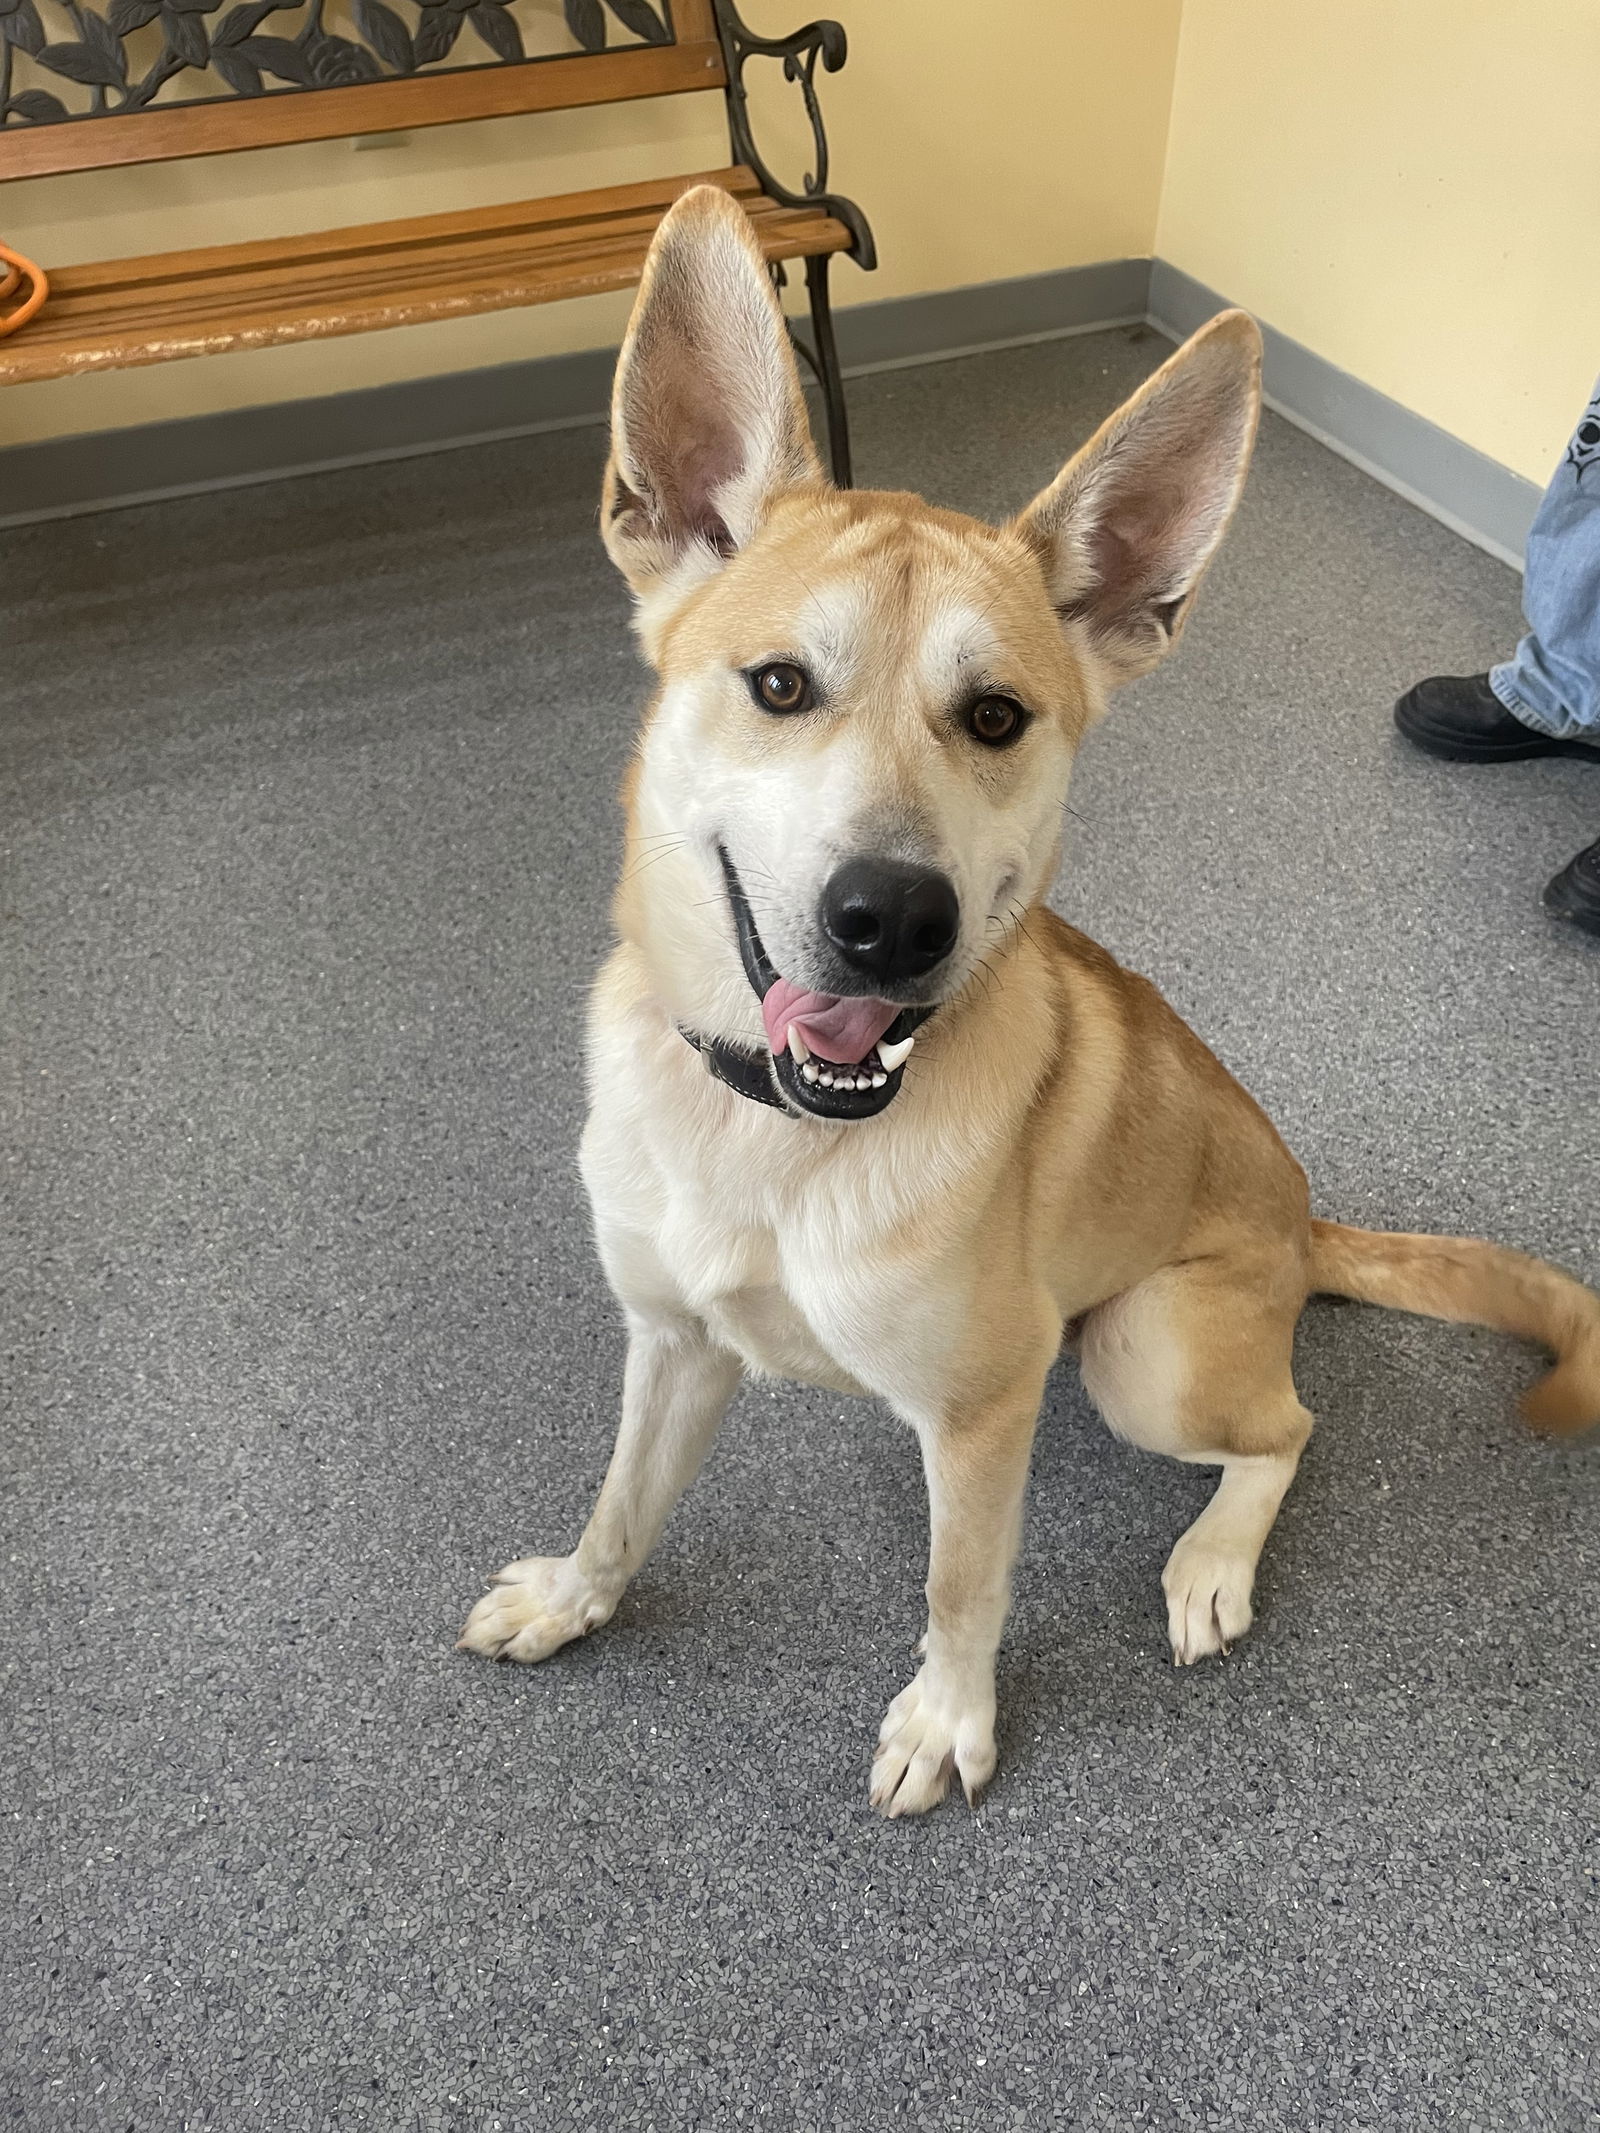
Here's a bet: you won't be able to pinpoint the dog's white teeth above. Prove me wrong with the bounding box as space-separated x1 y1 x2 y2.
802 1059 892 1093
876 1034 915 1071
786 1027 811 1064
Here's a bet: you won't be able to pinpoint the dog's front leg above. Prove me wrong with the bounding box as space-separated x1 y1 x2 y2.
871 1367 1051 1817
457 1311 741 1664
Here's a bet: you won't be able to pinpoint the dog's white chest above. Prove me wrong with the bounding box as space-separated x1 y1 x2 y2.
647 1171 873 1396
581 974 974 1418
703 1282 869 1396
584 1104 928 1405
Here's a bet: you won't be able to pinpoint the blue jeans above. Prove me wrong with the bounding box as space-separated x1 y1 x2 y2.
1490 378 1600 738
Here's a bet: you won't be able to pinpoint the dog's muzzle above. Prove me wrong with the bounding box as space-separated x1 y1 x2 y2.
684 850 935 1123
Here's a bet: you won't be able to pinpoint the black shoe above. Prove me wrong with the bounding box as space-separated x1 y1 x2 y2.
1394 673 1600 762
1543 835 1600 938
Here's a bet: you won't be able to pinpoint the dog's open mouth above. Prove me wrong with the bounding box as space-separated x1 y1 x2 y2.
718 848 929 1121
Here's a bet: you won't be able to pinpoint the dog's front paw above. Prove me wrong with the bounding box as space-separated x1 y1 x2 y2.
456 1555 613 1664
869 1668 997 1817
1162 1535 1255 1665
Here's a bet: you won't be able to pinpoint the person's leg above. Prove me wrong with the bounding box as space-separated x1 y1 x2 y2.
1392 378 1600 932
1490 379 1600 740
1395 376 1600 760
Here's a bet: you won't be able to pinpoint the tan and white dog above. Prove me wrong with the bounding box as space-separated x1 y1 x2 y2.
459 186 1600 1814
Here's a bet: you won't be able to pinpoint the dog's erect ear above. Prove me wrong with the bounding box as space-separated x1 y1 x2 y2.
602 185 822 600
1014 310 1262 691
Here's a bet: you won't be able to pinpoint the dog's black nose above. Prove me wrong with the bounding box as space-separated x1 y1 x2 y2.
819 858 960 988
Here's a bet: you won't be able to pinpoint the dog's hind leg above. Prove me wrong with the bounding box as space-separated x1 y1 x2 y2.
1158 1439 1308 1664
1080 1261 1312 1666
458 1310 741 1664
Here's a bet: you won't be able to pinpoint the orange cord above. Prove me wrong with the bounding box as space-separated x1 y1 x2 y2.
0 240 49 338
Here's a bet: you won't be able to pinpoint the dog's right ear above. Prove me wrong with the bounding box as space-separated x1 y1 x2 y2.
602 185 822 605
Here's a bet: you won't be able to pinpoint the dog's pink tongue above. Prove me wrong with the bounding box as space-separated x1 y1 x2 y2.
761 979 900 1066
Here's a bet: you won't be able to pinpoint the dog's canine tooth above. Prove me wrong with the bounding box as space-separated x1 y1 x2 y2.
786 1027 810 1064
801 1060 820 1084
877 1034 915 1072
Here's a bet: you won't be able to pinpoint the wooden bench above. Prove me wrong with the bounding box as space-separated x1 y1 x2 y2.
0 0 873 480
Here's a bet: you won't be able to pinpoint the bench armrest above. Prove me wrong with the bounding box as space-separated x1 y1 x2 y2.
711 0 876 269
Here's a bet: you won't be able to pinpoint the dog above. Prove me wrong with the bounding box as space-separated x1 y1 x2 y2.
458 186 1600 1814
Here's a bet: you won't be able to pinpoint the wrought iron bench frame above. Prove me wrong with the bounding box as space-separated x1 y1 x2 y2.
0 0 874 482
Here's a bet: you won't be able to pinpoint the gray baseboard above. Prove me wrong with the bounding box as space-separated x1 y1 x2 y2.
0 252 1540 566
1148 260 1540 570
0 341 622 531
0 258 1149 531
834 255 1150 373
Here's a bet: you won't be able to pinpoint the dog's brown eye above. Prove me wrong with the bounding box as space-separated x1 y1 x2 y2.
749 662 813 716
968 695 1024 747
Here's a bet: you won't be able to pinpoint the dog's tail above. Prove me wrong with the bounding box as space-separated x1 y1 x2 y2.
1310 1220 1600 1435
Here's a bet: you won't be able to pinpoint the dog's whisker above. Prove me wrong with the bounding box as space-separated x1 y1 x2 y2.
619 841 689 885
775 555 832 640
963 579 1010 635
1007 900 1045 957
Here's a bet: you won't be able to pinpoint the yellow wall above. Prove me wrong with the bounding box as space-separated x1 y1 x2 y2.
1157 0 1600 486
12 0 1583 488
0 0 1181 447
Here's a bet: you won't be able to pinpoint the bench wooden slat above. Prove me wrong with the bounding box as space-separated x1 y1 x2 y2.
0 168 850 384
32 200 826 335
34 167 770 302
23 209 841 346
0 37 728 185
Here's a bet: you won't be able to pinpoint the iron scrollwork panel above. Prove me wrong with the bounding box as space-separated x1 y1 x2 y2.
0 0 674 127
710 0 873 266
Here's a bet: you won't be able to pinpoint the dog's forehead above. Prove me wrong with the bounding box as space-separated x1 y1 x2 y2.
735 495 1057 684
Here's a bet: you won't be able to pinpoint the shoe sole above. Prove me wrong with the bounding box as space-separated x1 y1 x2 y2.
1543 878 1600 937
1394 707 1600 763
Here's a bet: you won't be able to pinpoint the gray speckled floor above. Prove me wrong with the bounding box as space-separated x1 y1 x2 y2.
5 327 1599 2133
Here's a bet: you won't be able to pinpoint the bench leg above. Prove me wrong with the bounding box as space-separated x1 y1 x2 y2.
804 253 853 489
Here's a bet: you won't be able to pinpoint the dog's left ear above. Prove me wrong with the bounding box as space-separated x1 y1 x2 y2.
1014 310 1262 690
602 184 822 603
